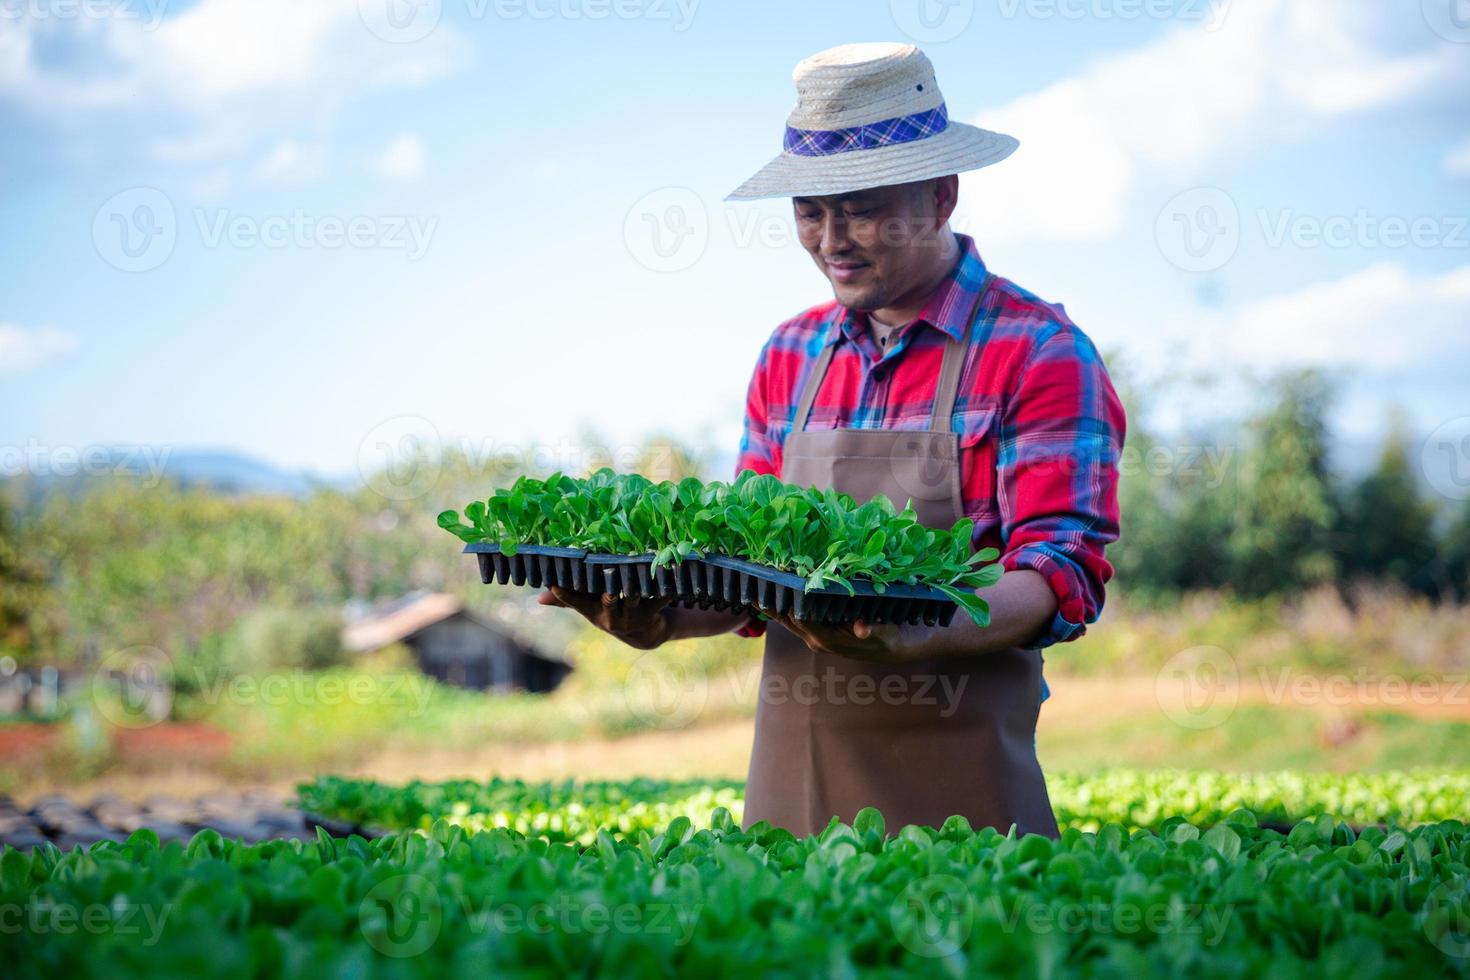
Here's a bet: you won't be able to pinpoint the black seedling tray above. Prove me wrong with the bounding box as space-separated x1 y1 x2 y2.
701 554 957 627
466 543 595 591
463 544 958 626
584 553 752 615
465 545 753 616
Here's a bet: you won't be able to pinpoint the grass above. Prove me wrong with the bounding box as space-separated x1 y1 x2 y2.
1064 584 1470 677
5 586 1469 798
1039 701 1470 772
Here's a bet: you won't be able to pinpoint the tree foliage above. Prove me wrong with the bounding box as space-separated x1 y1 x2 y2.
0 397 1462 669
1111 369 1449 602
1226 371 1338 595
0 495 53 658
1337 412 1437 592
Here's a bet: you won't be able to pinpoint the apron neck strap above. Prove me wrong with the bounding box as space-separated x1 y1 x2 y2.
790 272 994 435
929 272 993 431
928 319 971 431
790 335 837 434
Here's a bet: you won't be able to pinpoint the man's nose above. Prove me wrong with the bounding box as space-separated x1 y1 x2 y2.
818 212 852 255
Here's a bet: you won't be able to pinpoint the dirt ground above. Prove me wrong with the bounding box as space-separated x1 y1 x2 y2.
12 675 1469 806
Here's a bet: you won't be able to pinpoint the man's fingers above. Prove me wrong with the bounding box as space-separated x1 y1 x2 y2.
774 614 830 653
769 613 898 664
780 613 846 642
548 587 606 618
774 613 873 655
605 594 673 635
545 588 673 639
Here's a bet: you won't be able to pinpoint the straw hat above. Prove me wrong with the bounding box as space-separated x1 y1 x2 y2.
726 42 1017 201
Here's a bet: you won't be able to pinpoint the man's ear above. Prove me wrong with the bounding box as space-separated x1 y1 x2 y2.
933 174 960 228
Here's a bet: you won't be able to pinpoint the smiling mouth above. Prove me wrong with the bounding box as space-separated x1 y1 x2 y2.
826 261 869 283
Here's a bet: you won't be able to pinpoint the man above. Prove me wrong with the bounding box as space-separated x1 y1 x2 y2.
542 42 1124 838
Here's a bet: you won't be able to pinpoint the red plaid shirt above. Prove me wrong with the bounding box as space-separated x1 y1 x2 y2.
735 234 1125 649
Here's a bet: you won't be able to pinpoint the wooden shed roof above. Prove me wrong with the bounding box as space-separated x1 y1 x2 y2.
342 591 573 664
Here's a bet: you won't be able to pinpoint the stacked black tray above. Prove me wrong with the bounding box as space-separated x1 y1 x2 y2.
465 543 958 627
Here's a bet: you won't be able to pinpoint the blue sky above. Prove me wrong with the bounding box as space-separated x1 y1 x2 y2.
1 0 1468 487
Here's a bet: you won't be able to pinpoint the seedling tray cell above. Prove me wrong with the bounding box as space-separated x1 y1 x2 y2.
585 553 652 598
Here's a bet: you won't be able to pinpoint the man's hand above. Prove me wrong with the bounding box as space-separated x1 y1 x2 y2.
773 569 1059 662
769 613 930 664
538 587 672 650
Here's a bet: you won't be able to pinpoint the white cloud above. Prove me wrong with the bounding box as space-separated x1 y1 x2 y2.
0 326 79 374
1446 137 1470 179
0 0 463 164
254 139 330 184
961 0 1468 244
1198 262 1470 373
190 168 234 200
1091 261 1470 440
369 133 427 181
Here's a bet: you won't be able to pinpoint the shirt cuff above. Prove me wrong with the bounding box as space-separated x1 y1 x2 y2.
1000 545 1092 650
736 615 767 639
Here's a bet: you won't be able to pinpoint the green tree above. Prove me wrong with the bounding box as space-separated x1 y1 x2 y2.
223 606 346 674
1226 371 1338 596
19 431 715 671
0 495 53 664
1435 497 1470 602
1107 367 1232 597
1337 412 1437 593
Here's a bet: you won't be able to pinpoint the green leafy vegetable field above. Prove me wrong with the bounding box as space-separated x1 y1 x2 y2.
5 791 1470 978
296 769 1470 841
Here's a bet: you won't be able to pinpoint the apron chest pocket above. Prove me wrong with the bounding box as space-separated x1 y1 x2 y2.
955 405 1002 521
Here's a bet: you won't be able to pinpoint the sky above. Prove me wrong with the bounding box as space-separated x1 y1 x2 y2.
1 0 1468 490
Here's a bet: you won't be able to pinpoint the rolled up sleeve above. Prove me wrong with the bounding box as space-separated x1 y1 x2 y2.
996 325 1125 649
735 340 776 638
734 338 780 481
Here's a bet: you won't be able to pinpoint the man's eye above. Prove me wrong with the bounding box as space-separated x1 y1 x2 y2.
796 211 820 222
844 209 874 219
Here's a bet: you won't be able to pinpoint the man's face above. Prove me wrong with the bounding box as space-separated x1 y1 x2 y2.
793 178 953 312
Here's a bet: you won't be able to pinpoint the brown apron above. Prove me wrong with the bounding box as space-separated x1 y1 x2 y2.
743 300 1059 838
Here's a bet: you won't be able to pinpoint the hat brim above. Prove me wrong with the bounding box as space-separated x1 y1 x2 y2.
724 122 1018 201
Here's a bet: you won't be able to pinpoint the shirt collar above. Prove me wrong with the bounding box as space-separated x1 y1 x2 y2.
826 233 991 348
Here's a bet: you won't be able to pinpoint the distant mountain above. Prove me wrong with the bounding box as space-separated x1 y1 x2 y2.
3 447 344 502
160 450 327 496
